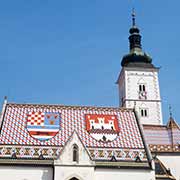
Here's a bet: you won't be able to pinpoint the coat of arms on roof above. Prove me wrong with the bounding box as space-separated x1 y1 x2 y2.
26 111 60 141
85 114 119 142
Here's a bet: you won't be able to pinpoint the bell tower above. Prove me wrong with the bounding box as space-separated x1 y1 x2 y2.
117 11 163 125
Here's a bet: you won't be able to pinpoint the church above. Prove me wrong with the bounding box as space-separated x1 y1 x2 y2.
0 12 179 180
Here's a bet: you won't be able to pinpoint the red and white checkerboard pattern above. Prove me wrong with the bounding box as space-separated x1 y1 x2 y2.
27 112 45 126
0 103 145 160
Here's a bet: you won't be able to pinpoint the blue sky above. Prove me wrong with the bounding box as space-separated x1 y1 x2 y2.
0 1 179 124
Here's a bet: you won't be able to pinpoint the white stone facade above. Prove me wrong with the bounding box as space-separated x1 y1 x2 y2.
118 67 163 125
0 166 53 180
0 165 156 180
95 169 155 180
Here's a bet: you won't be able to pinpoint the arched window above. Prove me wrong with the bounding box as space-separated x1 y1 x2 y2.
140 108 148 117
144 109 147 117
138 84 147 100
72 144 79 162
143 85 146 91
139 84 142 92
139 84 146 92
69 178 79 180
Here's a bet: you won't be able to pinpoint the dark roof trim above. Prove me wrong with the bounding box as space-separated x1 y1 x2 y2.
0 158 54 166
133 109 153 169
95 161 151 170
0 98 8 135
123 66 160 71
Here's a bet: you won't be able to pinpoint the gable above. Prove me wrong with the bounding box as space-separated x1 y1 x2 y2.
55 132 93 165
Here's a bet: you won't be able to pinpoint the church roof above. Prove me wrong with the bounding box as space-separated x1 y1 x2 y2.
143 118 180 153
0 102 151 166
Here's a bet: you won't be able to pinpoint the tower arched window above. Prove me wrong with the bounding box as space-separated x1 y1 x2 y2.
138 84 147 100
140 108 148 117
72 144 79 163
139 84 142 92
143 85 146 91
139 84 146 92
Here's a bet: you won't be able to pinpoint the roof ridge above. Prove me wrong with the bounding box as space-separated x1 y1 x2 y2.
6 102 134 111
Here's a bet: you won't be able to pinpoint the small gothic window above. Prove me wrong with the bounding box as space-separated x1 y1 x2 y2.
139 84 147 100
139 84 146 92
144 109 147 117
140 109 148 117
73 144 79 162
143 85 146 91
101 126 104 130
139 85 142 92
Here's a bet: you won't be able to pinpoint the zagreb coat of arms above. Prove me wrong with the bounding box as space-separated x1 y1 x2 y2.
85 114 119 142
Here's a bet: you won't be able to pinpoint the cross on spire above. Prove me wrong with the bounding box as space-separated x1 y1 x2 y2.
169 104 173 118
132 8 136 27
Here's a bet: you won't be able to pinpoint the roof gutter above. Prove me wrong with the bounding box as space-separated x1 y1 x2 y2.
133 108 154 170
0 97 8 130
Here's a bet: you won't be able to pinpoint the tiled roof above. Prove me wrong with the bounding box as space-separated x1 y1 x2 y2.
0 103 148 162
143 118 180 153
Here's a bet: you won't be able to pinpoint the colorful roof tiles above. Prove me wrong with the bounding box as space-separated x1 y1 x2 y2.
0 103 149 162
143 118 180 153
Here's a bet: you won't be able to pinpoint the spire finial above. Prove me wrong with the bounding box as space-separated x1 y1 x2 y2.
128 8 142 51
132 8 136 27
169 104 173 118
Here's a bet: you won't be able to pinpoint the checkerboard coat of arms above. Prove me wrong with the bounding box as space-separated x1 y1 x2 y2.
26 112 60 141
85 114 119 142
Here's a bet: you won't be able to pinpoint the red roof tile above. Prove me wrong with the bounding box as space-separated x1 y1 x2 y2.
0 103 149 161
